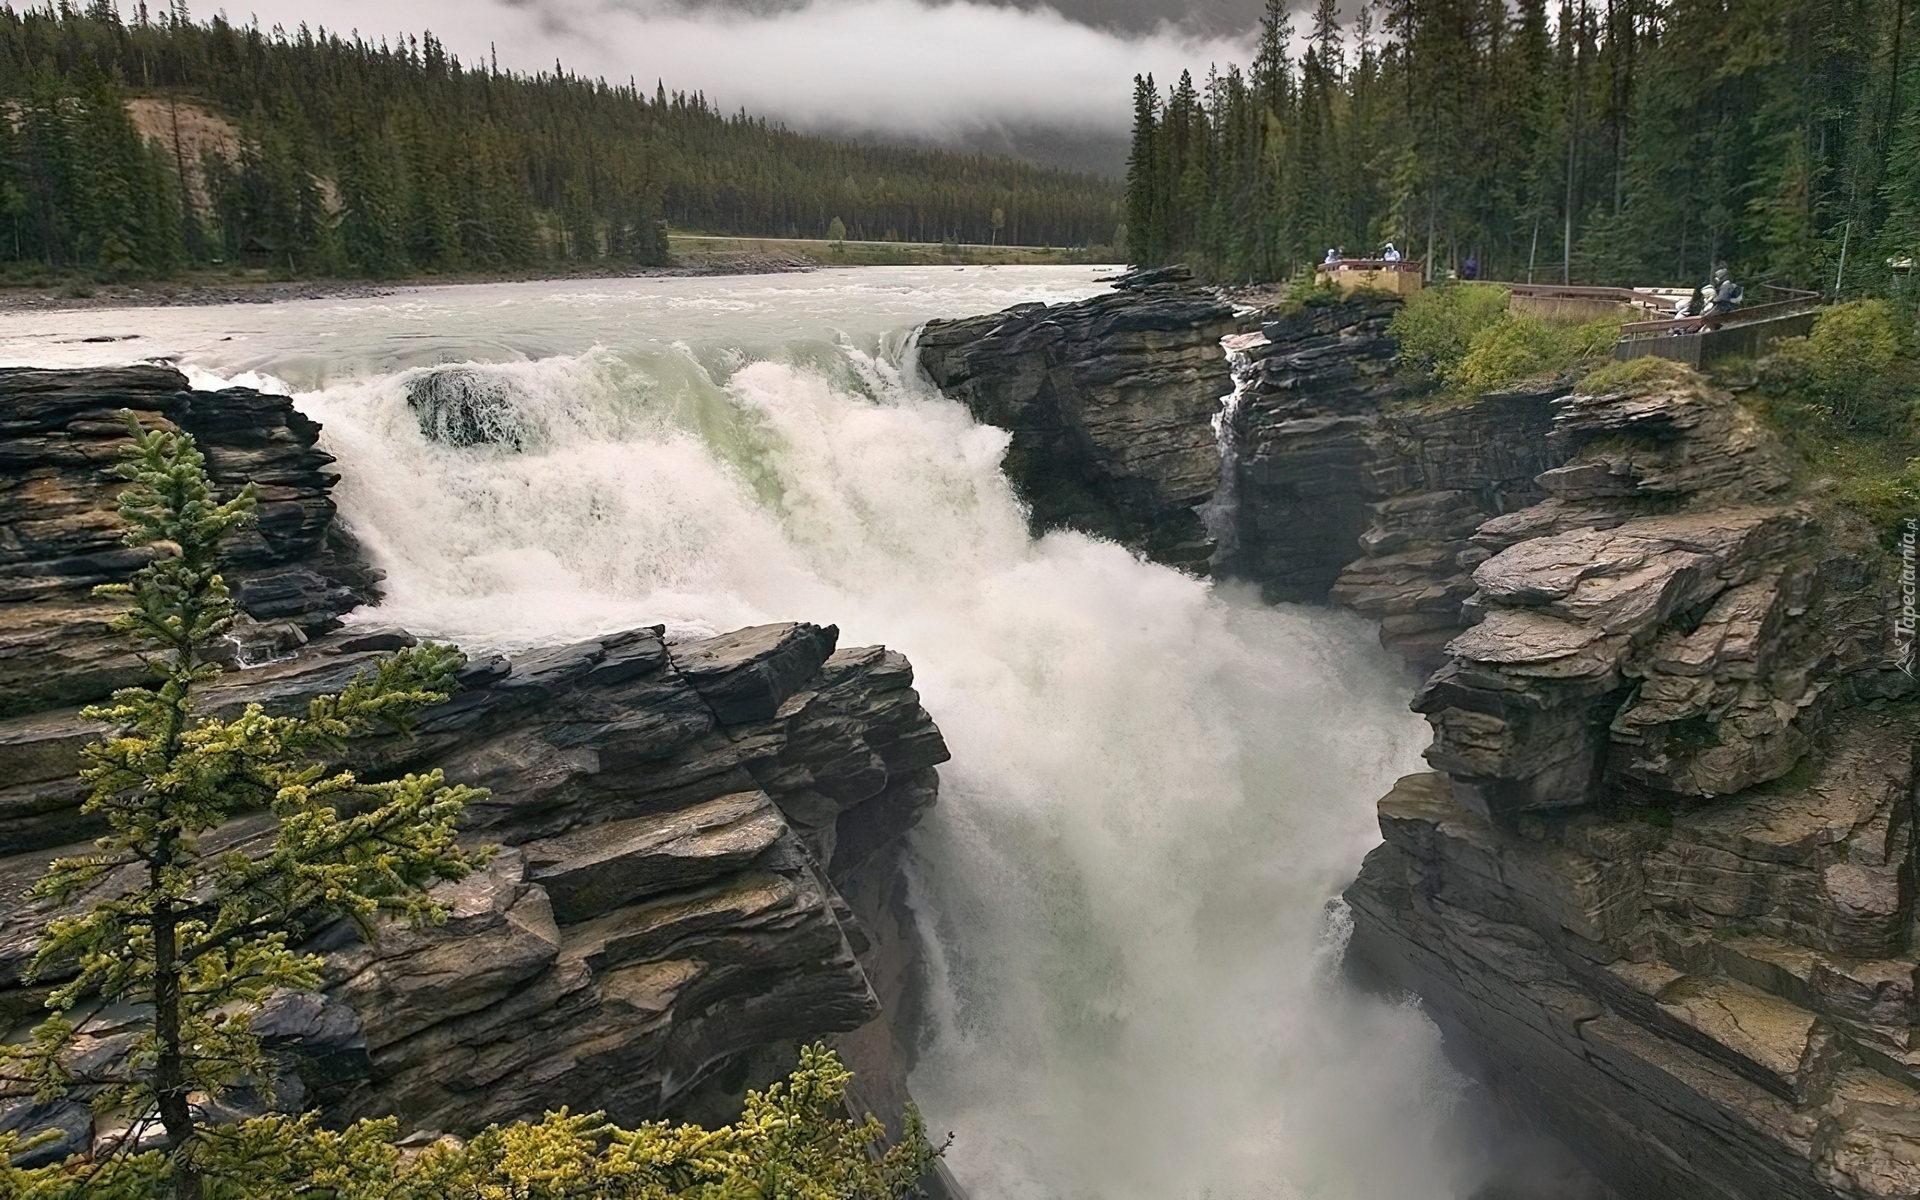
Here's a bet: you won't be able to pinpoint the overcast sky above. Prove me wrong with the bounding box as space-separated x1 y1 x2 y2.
221 0 1264 145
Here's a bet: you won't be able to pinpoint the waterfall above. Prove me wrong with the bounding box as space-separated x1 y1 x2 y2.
22 273 1474 1199
1198 331 1267 575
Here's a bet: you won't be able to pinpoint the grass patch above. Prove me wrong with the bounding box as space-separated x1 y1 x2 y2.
1576 355 1699 396
1811 440 1920 533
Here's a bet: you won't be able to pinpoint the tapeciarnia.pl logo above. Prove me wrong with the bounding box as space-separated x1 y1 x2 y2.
1899 517 1917 678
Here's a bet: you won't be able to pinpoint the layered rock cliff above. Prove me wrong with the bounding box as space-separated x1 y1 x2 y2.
1221 302 1562 672
916 265 1245 572
1345 373 1917 1200
0 369 951 1169
921 280 1918 1199
0 366 374 718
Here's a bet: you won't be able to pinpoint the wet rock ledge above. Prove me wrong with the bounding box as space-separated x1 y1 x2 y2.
0 367 950 1165
922 281 1918 1199
916 264 1244 572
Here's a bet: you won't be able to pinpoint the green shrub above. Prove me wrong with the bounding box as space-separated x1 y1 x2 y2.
1740 302 1920 537
1558 314 1629 359
1448 314 1556 391
1283 272 1346 308
0 1044 939 1199
1391 285 1624 393
1760 300 1911 433
1388 283 1512 377
1445 314 1624 393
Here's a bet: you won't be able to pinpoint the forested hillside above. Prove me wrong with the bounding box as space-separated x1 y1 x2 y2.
1127 0 1917 293
0 4 1121 279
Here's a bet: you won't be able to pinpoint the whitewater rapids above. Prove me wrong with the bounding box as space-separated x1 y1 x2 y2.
0 268 1474 1199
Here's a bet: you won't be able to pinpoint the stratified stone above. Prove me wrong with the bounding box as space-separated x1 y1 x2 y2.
917 265 1246 570
0 619 949 1141
0 367 374 719
523 792 789 924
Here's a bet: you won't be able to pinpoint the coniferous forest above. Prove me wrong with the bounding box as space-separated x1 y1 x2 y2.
1127 0 1920 295
0 4 1122 279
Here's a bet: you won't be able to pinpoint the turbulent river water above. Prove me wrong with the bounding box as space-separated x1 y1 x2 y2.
3 267 1474 1199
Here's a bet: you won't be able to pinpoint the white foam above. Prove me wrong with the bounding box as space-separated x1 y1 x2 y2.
179 364 295 395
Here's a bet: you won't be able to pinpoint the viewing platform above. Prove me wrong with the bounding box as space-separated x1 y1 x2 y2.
1316 259 1424 295
1613 286 1820 368
1503 283 1686 322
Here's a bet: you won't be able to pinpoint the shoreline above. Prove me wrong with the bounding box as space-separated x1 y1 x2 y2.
0 238 1121 316
0 254 822 314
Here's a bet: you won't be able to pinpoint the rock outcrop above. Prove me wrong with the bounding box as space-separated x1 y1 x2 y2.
0 366 374 718
0 369 953 1170
915 265 1246 571
1220 301 1564 672
916 289 1563 671
1345 375 1917 1200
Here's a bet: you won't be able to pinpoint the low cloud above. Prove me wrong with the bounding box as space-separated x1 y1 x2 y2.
231 0 1253 140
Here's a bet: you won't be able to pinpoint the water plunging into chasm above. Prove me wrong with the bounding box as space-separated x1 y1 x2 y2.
0 270 1474 1199
1196 331 1265 575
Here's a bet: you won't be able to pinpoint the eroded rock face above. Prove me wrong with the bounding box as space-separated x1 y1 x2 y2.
915 265 1246 570
1345 373 1918 1199
921 289 1565 673
0 366 375 717
0 620 951 1154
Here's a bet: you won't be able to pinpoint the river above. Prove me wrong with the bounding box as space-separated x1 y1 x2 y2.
1 266 1472 1199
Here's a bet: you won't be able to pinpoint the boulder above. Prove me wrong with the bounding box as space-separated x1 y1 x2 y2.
404 366 531 450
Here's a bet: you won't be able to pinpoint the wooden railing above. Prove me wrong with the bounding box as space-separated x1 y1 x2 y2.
1617 293 1820 340
1322 259 1423 272
1504 284 1646 301
1500 282 1682 318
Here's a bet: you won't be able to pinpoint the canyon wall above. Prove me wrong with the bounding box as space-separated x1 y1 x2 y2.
925 276 1919 1200
916 264 1243 573
0 367 950 1170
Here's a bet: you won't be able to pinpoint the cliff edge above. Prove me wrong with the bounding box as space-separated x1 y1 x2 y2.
1346 369 1916 1200
0 368 951 1170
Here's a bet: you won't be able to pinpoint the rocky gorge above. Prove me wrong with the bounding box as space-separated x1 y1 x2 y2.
919 271 1919 1199
1 263 1913 1200
0 366 951 1170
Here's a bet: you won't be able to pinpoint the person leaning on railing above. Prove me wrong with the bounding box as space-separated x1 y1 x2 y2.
1704 268 1743 315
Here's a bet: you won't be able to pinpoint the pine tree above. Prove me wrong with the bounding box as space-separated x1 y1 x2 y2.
1125 73 1160 264
1310 0 1346 74
333 102 409 276
68 59 158 274
0 418 487 1200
